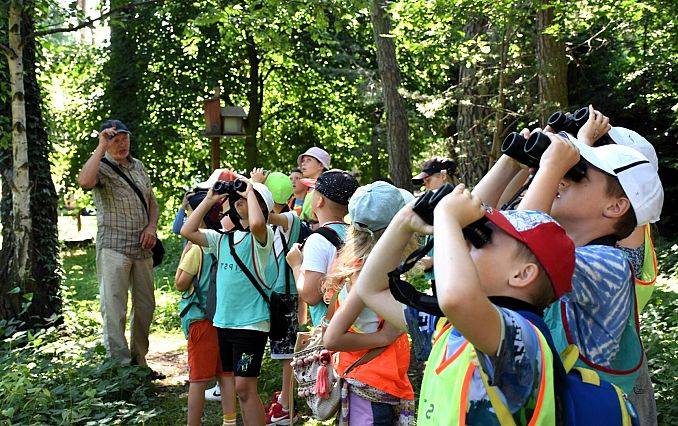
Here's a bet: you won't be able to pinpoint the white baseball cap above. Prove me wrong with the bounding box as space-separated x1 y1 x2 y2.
251 182 274 213
567 134 664 225
608 127 659 171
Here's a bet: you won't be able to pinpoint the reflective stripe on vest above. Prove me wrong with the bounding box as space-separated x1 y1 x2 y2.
418 323 555 425
635 224 658 312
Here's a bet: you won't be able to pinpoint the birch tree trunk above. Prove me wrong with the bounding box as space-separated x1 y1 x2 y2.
8 0 32 286
369 0 412 191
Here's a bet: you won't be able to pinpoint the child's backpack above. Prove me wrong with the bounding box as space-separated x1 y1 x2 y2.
179 246 218 323
301 225 345 250
482 309 640 426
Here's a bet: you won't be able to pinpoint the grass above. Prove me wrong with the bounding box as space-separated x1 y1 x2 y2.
4 229 676 424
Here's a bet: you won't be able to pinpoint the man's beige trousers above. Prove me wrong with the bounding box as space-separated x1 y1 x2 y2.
96 248 155 365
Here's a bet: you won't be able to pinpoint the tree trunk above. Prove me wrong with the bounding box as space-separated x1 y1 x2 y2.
369 0 412 191
106 0 143 141
8 0 32 289
449 19 491 186
244 32 261 171
0 1 61 325
536 0 568 123
489 23 512 168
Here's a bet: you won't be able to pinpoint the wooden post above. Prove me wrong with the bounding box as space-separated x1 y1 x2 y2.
205 87 222 170
211 137 220 170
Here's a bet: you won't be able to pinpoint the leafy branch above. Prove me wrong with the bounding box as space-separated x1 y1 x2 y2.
28 0 165 38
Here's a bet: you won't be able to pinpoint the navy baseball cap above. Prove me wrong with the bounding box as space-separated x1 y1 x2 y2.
99 119 130 134
315 169 359 206
412 157 456 185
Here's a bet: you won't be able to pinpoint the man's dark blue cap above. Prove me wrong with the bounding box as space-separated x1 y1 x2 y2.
100 119 130 134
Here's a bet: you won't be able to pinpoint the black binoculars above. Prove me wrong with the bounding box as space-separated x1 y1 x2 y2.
501 131 588 181
212 179 247 196
547 107 589 134
412 183 492 249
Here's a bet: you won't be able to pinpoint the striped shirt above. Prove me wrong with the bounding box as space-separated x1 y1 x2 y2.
92 152 156 259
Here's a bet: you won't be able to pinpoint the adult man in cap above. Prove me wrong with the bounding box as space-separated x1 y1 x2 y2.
78 120 161 377
412 157 457 191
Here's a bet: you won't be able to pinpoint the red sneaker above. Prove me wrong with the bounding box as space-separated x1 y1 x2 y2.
264 391 281 414
266 401 297 425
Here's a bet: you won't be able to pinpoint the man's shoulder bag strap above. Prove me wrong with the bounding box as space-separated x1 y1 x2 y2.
101 157 149 219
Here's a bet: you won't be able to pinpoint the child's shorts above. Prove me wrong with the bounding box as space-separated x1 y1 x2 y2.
217 328 268 377
187 319 232 382
270 295 299 360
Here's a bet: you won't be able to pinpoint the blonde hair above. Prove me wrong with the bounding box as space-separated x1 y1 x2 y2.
323 227 383 297
323 226 420 299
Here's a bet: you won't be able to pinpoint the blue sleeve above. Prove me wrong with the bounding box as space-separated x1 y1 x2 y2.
172 207 186 235
563 245 634 364
476 308 542 413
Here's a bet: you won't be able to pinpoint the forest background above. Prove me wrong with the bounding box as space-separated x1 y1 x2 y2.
0 0 676 424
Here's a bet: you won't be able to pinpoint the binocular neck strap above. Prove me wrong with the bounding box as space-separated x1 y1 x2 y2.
394 237 434 276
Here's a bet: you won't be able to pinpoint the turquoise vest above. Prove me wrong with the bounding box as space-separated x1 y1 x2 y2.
267 217 302 295
178 248 215 339
544 299 643 394
212 232 272 329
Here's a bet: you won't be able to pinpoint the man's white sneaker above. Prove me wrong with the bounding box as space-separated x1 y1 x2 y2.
205 383 222 402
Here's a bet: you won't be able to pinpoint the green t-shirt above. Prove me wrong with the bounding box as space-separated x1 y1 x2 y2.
203 227 274 330
300 189 316 222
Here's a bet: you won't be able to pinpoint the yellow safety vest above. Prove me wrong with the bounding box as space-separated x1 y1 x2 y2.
635 224 658 312
418 323 556 425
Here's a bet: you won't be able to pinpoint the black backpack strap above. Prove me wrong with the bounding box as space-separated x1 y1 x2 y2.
313 225 343 249
228 232 270 304
101 157 150 220
279 230 291 295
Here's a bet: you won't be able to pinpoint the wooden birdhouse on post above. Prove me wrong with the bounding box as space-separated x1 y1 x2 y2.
204 87 247 170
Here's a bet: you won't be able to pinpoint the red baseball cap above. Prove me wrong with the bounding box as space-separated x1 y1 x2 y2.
484 209 575 299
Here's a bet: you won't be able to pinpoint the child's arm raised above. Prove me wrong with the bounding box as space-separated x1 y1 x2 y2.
433 184 501 355
180 189 225 247
472 154 525 208
324 280 404 352
354 205 433 331
518 132 580 213
240 180 268 245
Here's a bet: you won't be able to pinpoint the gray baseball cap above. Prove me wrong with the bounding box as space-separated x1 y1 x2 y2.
348 181 409 233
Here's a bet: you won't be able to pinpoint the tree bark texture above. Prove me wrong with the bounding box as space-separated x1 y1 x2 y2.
369 0 412 191
244 32 261 171
8 0 32 290
489 23 512 168
449 19 492 186
0 1 61 324
536 0 568 123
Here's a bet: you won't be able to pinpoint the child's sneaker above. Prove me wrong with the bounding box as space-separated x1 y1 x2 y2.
264 391 281 413
266 401 296 425
205 383 221 402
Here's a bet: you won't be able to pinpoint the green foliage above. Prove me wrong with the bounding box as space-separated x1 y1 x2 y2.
640 285 678 425
0 300 159 424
